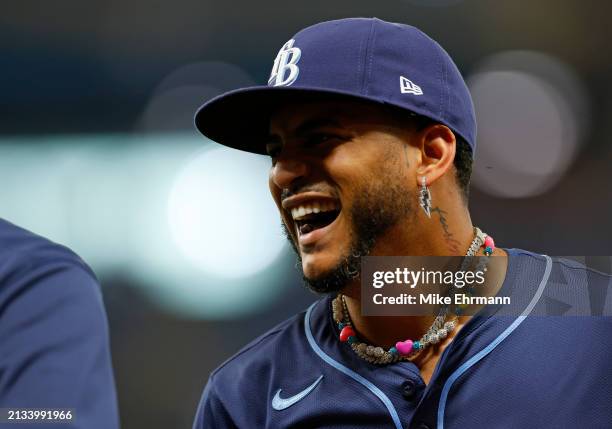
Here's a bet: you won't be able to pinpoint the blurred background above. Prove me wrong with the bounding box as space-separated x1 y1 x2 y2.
1 0 611 427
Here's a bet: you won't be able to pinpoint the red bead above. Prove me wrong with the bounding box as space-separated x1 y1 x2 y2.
339 326 355 342
484 236 495 249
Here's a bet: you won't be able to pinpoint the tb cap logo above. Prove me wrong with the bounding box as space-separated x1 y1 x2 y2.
268 39 301 87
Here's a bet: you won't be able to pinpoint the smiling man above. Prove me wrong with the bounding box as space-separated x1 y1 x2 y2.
192 18 612 429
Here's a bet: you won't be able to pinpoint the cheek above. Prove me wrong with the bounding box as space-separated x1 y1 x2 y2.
268 174 282 210
268 176 295 233
321 142 394 198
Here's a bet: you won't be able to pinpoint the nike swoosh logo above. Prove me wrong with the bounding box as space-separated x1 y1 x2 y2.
271 375 324 411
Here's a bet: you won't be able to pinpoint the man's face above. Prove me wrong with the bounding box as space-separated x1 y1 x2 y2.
267 98 419 293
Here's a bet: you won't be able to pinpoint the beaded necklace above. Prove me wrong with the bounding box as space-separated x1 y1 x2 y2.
332 227 496 365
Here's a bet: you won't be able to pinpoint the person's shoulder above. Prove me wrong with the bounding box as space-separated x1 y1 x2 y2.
507 248 612 316
507 248 612 283
0 218 97 285
207 296 331 384
548 254 612 316
0 220 118 427
196 298 326 427
549 255 612 281
0 217 103 323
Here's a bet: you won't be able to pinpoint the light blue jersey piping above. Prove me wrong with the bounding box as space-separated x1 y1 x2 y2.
304 303 404 429
437 255 552 429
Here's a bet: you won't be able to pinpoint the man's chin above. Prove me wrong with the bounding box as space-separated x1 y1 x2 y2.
300 254 339 280
299 254 359 294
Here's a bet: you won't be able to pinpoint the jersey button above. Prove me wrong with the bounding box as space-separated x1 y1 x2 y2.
415 423 431 429
401 379 417 400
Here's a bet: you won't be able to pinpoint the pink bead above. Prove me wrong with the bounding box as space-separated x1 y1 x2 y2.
484 236 495 249
395 339 414 356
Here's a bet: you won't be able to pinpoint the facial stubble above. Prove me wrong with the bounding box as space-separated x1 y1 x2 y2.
281 170 414 295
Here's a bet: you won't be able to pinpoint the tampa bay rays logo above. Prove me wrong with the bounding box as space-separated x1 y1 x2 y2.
268 39 301 87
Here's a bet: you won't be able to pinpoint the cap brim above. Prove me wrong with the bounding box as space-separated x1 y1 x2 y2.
194 85 387 155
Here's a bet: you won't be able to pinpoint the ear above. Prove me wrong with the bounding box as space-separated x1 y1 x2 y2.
415 124 456 186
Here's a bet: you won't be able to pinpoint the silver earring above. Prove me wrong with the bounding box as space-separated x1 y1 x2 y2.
419 176 431 218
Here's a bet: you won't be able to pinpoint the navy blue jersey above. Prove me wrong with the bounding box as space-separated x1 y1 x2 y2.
193 249 612 429
0 219 119 429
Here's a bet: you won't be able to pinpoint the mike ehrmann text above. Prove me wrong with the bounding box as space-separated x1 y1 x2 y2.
372 293 511 305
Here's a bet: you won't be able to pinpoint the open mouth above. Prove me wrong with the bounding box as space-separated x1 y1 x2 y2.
290 202 341 237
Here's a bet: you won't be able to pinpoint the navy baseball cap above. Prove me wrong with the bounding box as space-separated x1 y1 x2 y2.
194 17 476 154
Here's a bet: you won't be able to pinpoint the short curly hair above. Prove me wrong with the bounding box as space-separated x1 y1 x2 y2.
452 135 473 201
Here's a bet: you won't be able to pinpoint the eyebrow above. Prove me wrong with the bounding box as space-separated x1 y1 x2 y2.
268 116 344 142
294 117 343 137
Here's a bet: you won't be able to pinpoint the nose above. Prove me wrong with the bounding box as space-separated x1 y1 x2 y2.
270 155 310 189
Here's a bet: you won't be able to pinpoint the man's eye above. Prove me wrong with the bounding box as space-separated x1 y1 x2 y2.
266 142 282 158
304 133 338 146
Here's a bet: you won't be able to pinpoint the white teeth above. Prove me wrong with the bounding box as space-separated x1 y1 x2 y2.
290 201 339 220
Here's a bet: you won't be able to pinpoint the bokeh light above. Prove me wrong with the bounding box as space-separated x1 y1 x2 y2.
167 145 286 278
468 51 590 198
137 61 256 132
0 134 289 319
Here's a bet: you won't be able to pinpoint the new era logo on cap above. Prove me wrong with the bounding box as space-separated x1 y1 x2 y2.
400 76 423 95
